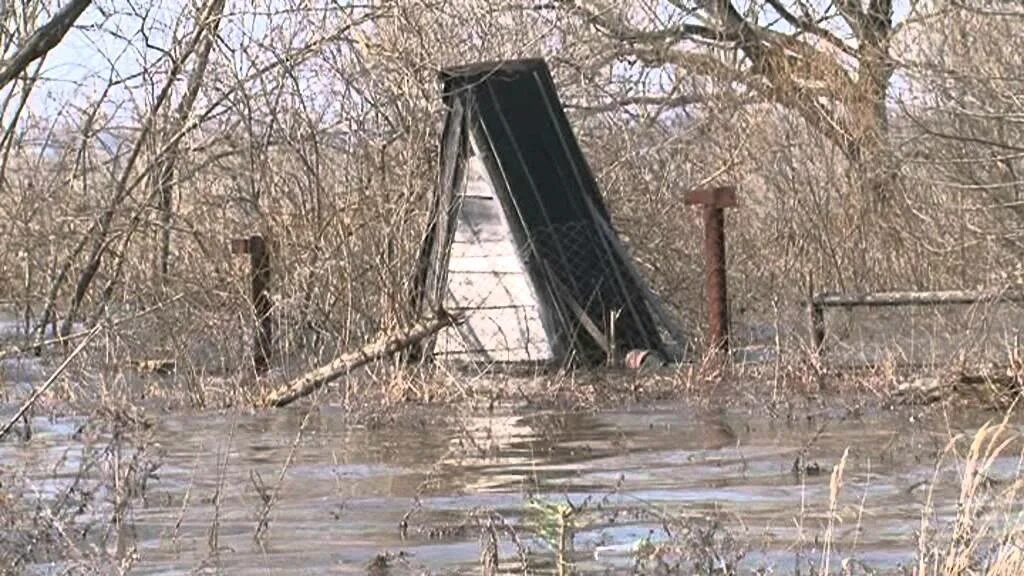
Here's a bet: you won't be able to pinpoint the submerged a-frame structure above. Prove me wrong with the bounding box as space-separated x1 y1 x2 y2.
413 59 686 366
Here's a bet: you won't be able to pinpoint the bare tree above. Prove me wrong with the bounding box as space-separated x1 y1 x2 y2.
1 0 1022 377
154 0 226 276
554 0 906 201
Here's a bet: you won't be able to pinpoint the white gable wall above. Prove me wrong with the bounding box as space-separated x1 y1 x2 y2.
433 136 553 363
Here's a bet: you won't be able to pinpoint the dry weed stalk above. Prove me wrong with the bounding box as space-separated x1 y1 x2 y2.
253 404 316 542
916 413 1024 575
820 447 850 575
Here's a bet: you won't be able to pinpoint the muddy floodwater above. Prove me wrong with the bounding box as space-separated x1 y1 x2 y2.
3 382 1020 575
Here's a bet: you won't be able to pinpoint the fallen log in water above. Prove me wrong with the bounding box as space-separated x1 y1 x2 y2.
262 312 458 408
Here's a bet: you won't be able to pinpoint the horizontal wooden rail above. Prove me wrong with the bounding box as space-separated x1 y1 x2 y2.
807 288 1024 360
812 289 1024 309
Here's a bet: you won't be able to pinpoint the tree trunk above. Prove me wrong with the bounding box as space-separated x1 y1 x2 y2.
157 0 226 277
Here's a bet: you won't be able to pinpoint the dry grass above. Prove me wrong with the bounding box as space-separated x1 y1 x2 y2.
914 415 1024 576
799 409 1024 576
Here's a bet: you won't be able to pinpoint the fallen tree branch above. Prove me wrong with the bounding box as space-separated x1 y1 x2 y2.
263 313 458 408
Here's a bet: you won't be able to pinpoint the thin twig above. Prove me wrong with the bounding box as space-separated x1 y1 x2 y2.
0 323 103 441
0 293 185 361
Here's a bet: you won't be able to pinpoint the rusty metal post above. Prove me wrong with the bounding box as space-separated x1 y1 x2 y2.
807 276 826 356
684 186 737 354
232 235 272 373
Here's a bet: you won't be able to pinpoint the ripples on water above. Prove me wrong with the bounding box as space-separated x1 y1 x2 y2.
2 398 1013 574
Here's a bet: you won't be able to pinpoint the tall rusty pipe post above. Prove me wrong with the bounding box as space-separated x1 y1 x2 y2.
684 186 737 354
232 234 273 374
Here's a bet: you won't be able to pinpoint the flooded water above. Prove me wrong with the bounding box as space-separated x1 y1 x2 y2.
2 396 1017 574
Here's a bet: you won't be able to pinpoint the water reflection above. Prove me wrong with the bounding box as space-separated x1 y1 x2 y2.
2 401 1017 574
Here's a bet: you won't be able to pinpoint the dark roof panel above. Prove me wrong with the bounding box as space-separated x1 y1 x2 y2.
439 58 548 87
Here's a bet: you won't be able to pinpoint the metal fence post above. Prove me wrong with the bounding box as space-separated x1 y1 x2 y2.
807 276 826 358
232 234 273 373
684 186 737 355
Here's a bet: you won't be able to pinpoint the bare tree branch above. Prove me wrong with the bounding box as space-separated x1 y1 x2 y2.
157 0 227 276
0 0 92 89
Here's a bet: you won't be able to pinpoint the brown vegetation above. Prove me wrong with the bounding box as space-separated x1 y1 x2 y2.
0 0 1021 384
2 2 1024 571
